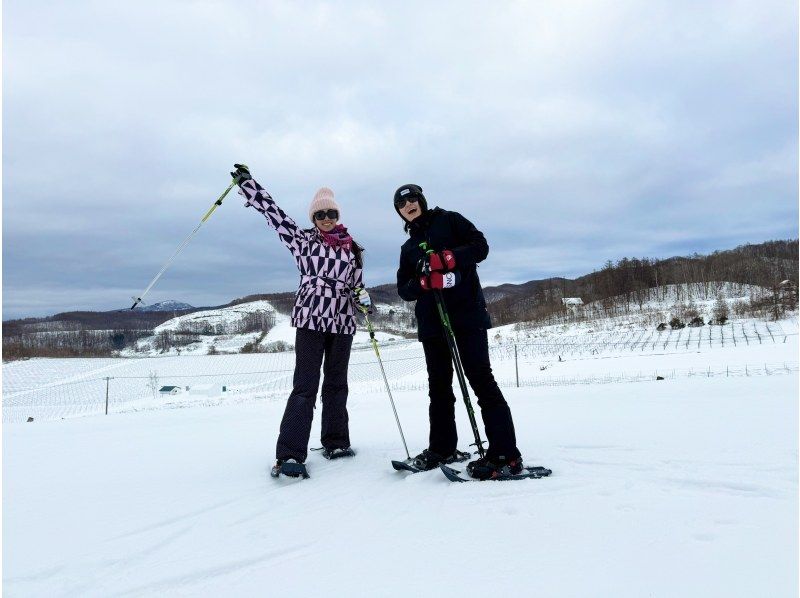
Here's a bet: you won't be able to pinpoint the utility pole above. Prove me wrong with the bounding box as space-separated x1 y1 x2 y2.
104 377 111 415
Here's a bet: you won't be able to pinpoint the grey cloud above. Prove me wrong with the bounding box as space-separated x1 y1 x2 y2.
3 0 797 318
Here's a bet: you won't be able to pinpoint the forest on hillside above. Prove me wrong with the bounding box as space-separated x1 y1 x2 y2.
488 240 798 325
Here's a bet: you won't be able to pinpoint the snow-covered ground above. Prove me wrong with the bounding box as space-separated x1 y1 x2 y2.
4 373 797 597
3 304 798 595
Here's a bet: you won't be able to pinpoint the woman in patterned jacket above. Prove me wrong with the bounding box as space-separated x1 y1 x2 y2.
231 164 371 479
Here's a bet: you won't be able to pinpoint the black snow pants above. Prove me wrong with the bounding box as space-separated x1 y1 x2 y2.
275 327 353 462
421 328 520 460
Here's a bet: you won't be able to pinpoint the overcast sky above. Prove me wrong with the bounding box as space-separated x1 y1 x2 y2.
3 0 797 319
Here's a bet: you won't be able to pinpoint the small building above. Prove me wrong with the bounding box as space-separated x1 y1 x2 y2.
561 297 584 315
159 386 181 396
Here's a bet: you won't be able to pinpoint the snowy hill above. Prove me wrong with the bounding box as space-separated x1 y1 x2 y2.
123 299 408 357
120 282 782 357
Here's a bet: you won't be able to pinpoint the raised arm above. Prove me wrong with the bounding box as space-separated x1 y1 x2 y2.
232 164 307 256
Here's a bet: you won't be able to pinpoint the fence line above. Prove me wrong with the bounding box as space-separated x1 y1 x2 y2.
4 358 797 423
5 319 796 423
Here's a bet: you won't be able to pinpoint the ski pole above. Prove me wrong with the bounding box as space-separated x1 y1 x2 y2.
130 171 244 310
419 242 486 457
357 299 411 460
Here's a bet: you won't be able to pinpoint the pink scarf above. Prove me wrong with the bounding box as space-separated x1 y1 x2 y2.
319 224 353 251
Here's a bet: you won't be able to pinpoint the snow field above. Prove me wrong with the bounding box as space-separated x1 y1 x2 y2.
3 317 796 423
490 317 794 355
7 284 789 423
3 375 797 597
2 340 426 423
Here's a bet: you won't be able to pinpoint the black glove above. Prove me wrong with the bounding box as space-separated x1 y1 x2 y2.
230 163 252 185
416 255 432 277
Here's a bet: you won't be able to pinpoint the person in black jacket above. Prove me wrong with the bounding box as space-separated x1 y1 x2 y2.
394 183 523 480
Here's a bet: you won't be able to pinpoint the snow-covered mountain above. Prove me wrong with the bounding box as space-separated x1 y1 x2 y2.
136 300 195 312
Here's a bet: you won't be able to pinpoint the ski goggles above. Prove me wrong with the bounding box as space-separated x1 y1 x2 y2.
313 209 339 221
394 196 420 210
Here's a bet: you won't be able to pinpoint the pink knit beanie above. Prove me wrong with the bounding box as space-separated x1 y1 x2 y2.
308 187 340 222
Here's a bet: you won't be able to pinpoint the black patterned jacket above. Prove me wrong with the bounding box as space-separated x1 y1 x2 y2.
240 178 363 335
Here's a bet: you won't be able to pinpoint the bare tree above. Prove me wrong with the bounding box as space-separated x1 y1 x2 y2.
713 296 729 324
148 371 160 400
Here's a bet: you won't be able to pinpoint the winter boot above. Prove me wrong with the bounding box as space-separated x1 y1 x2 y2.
271 458 309 479
412 448 471 471
466 455 524 480
321 447 355 460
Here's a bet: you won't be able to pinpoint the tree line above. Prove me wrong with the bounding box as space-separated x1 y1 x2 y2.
3 310 277 359
487 240 798 326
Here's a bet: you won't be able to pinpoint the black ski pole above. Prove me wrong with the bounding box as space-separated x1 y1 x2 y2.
356 295 411 460
419 242 486 457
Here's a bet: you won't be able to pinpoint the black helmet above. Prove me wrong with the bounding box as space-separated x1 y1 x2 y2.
393 183 428 220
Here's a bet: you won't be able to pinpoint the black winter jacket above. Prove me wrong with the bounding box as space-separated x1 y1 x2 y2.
396 207 492 340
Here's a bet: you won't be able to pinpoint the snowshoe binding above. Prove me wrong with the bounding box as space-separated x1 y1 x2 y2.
321 447 355 460
392 449 471 473
271 458 309 479
466 455 524 480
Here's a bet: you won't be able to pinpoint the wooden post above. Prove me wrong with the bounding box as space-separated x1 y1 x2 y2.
105 377 111 415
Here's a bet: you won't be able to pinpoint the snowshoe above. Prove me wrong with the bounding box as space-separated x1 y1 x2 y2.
270 458 309 479
466 455 523 480
440 462 551 482
321 447 355 460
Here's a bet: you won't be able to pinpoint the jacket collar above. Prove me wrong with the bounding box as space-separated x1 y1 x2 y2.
408 207 443 236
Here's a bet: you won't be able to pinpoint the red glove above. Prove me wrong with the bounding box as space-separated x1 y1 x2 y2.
420 271 461 291
429 250 456 272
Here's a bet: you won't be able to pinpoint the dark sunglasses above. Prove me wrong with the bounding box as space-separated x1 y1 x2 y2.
313 209 339 221
394 196 420 210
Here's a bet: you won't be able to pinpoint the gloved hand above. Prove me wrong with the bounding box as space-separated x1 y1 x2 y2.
230 163 252 186
420 271 461 291
428 250 456 272
355 287 371 308
416 256 431 277
354 287 373 313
